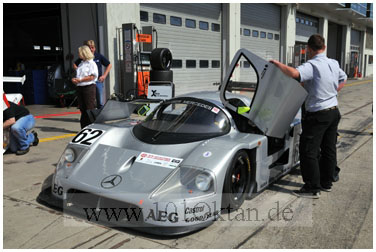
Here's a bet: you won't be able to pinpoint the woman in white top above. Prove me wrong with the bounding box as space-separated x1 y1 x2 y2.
72 45 98 128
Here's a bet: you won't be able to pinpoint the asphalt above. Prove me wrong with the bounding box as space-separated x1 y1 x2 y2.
2 77 373 249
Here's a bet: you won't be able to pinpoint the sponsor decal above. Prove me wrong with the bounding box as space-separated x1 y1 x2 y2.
145 209 179 223
52 183 63 196
182 100 213 111
135 152 183 169
203 151 212 158
184 206 205 214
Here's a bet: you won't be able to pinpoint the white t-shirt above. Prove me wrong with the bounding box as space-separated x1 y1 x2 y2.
76 59 98 86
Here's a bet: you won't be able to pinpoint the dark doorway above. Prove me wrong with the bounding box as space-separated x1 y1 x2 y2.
3 3 63 75
327 22 343 65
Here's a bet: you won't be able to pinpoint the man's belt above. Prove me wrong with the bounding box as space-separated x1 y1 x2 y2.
307 106 338 114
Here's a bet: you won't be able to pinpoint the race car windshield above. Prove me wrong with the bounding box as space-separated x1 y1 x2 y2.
133 98 231 144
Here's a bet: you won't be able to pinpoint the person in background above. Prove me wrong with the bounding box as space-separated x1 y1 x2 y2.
3 102 39 155
270 34 347 199
73 40 111 109
72 45 98 128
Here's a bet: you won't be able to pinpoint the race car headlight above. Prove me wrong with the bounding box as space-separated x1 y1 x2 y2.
56 146 88 174
151 167 216 200
195 173 212 192
64 148 75 162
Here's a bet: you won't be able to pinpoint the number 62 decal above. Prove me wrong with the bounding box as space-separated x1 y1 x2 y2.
71 128 105 146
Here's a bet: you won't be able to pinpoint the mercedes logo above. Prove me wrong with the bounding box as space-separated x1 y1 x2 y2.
101 175 122 189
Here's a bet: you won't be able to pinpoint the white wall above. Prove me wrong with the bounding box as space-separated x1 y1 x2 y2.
281 4 296 65
364 48 373 77
105 3 140 94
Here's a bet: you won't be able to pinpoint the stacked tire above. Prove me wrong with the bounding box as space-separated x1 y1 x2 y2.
150 48 173 82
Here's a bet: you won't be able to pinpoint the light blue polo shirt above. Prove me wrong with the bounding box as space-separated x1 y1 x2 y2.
297 53 347 112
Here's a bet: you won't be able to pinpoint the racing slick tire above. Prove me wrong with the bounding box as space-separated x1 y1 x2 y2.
150 48 172 70
222 150 251 211
150 70 173 82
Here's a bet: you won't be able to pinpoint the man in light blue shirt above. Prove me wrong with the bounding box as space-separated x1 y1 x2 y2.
270 34 347 199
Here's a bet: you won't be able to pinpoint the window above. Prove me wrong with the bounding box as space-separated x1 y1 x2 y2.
296 17 300 23
170 16 182 26
300 18 305 24
310 21 313 26
172 60 182 68
240 28 242 35
260 32 266 38
252 30 259 37
274 34 280 40
200 60 209 68
199 21 209 30
186 19 196 28
243 61 250 68
244 29 251 36
212 23 220 32
305 20 309 25
267 33 273 39
153 13 166 24
140 11 148 22
186 60 196 68
369 55 373 64
212 60 220 68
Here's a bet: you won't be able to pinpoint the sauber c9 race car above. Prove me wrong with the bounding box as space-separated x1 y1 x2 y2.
39 49 308 235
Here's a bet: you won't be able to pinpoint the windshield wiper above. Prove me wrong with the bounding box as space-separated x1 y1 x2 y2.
151 105 196 142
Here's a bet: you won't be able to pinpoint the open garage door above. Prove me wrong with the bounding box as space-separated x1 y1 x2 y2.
140 3 222 95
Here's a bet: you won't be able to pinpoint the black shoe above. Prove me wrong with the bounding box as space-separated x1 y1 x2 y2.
32 131 39 146
16 147 30 155
333 166 340 182
321 185 332 192
292 187 320 199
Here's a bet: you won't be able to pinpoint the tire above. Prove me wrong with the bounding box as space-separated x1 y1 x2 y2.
222 150 251 211
150 70 173 82
150 48 172 70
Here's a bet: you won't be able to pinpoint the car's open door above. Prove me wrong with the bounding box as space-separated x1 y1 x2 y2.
220 49 308 138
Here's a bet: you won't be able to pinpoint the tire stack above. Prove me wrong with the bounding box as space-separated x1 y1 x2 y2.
146 48 175 115
150 48 173 82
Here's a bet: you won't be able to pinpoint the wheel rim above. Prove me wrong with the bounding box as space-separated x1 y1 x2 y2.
230 156 247 201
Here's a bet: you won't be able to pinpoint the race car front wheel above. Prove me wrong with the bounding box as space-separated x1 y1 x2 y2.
222 150 251 211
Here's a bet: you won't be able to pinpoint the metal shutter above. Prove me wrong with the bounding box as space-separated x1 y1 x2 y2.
140 3 222 95
295 12 319 43
240 3 281 82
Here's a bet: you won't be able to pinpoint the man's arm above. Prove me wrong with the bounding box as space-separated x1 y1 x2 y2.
98 63 112 82
73 63 78 70
337 81 346 92
270 60 300 80
3 117 16 129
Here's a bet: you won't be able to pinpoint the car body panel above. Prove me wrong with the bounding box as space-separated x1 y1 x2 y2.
220 49 307 138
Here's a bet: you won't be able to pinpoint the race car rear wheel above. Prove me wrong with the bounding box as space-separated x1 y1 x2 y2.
222 150 251 211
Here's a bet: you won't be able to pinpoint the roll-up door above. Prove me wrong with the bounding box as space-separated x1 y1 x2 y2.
240 3 281 82
140 3 222 95
295 12 319 43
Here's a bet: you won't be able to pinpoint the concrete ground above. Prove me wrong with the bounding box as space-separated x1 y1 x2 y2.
3 78 373 249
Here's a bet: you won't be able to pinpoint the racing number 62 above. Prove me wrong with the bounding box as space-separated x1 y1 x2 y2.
71 128 104 146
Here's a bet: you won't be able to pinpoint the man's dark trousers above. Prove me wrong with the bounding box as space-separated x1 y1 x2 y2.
299 108 341 191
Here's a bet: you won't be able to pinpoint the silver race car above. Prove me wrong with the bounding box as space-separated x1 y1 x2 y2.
39 49 307 235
